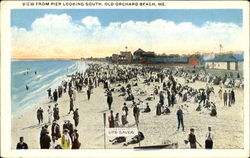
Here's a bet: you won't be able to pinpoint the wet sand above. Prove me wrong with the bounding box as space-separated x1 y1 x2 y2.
11 63 244 149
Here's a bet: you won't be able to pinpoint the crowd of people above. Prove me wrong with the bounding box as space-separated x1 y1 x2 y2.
17 62 241 149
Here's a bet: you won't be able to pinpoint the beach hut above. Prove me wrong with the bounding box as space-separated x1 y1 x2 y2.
204 54 242 71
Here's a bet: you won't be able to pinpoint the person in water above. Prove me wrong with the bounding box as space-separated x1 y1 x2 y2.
26 85 29 91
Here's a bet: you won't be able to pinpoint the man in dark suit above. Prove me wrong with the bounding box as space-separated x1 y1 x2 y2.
51 120 61 139
40 131 51 149
107 92 113 110
73 108 79 127
16 137 28 149
223 90 228 106
176 106 184 131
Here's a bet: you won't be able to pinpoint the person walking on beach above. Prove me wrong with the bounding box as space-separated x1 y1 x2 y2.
122 103 128 116
218 87 223 101
133 104 140 124
40 125 49 148
73 108 79 127
185 128 202 149
66 121 74 141
47 105 53 124
223 90 228 106
108 110 115 128
37 107 43 124
228 90 232 107
53 103 60 120
121 110 129 126
61 129 72 149
68 88 73 98
176 106 184 131
40 131 51 149
170 92 176 107
231 89 235 105
47 88 52 99
68 97 74 114
72 129 81 149
205 126 214 149
87 88 91 100
51 120 61 139
199 91 206 106
107 92 113 110
53 89 58 102
16 136 28 149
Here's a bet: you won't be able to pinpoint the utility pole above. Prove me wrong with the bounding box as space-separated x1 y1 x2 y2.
103 113 106 149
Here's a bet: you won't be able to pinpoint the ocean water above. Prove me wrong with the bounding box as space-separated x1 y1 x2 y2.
11 60 87 113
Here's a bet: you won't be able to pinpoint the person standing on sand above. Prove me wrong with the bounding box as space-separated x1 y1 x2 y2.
87 88 91 100
231 89 235 105
68 87 73 98
72 129 81 149
37 107 43 124
218 87 223 101
53 103 60 120
107 92 113 110
53 89 58 102
68 97 74 114
108 110 115 128
67 121 74 141
47 105 53 123
40 125 48 148
228 90 232 107
122 103 128 116
199 91 206 106
223 90 228 106
61 129 72 149
73 108 79 127
185 128 202 149
176 106 184 131
47 88 51 99
51 120 61 139
16 136 28 149
121 110 129 126
205 126 214 149
40 131 51 149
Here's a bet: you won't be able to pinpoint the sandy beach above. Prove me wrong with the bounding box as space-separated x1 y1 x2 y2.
11 62 244 149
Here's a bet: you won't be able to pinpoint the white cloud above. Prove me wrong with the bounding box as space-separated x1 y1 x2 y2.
81 16 101 29
11 13 243 59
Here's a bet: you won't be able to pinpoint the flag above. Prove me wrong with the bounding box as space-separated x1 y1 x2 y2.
219 44 223 54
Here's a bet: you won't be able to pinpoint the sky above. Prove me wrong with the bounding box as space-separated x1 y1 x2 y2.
11 9 243 59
